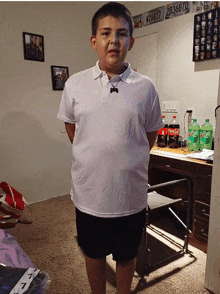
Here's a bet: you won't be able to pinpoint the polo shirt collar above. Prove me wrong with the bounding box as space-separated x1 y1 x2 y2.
92 61 133 84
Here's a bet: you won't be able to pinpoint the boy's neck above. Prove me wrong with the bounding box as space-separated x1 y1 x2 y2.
100 64 127 79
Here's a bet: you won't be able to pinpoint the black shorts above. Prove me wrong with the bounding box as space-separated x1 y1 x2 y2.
75 208 146 262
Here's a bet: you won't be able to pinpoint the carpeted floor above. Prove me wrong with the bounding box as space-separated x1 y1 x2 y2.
8 195 212 294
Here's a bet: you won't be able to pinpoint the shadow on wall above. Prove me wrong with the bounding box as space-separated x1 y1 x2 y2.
1 111 72 203
194 59 220 72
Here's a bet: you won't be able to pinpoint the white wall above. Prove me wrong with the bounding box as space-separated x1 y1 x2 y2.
1 1 219 204
125 1 219 139
1 1 105 203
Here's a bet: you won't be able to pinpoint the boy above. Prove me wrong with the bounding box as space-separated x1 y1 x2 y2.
57 2 163 293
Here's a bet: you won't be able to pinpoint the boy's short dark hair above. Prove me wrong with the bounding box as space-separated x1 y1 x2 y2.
92 2 134 37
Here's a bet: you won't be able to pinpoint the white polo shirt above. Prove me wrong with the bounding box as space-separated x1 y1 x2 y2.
57 61 163 217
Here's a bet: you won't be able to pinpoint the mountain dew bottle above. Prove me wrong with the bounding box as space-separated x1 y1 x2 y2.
187 119 200 151
200 119 213 150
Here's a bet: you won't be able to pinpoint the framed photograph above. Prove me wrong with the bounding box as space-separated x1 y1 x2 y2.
23 32 44 62
51 66 69 90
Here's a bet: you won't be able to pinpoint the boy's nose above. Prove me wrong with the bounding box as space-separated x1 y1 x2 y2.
110 34 119 44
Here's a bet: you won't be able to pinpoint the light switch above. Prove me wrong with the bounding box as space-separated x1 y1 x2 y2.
162 101 179 113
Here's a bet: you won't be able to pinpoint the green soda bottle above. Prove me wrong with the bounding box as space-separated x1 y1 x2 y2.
187 119 200 151
200 119 213 150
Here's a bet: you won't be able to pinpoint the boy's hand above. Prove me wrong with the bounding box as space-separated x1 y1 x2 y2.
65 123 75 144
146 131 158 150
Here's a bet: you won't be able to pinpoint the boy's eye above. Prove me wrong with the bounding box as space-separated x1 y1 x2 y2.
102 31 110 36
100 31 128 37
119 32 127 37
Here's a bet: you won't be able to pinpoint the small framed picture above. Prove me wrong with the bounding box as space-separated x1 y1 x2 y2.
51 66 69 90
23 32 44 62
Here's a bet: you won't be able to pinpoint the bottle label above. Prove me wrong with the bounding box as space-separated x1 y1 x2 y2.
158 127 168 135
200 131 213 144
168 128 179 136
188 130 199 143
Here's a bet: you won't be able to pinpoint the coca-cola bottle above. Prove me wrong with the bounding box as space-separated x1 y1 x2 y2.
168 116 180 148
157 116 168 147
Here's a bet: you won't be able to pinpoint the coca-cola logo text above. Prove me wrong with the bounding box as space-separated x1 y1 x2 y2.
168 128 179 136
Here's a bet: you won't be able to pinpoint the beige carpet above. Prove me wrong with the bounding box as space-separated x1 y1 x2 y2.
8 195 211 294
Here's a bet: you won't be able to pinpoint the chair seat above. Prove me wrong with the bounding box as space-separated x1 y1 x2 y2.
148 191 182 211
137 179 191 276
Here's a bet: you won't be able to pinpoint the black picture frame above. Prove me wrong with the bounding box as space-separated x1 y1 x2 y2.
193 7 220 61
51 66 69 91
23 32 44 62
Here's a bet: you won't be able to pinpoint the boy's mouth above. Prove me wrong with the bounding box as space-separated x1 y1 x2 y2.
108 49 120 53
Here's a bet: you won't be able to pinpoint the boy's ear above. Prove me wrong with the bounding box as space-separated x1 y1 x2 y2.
90 35 97 50
128 37 135 51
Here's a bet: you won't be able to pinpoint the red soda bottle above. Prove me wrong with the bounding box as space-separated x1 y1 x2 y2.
157 116 168 147
168 116 180 148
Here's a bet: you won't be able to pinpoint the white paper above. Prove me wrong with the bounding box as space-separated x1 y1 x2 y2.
186 149 214 161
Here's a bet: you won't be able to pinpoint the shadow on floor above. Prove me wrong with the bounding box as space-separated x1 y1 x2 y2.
106 213 198 293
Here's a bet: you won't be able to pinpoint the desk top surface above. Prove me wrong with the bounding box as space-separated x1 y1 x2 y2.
151 146 213 166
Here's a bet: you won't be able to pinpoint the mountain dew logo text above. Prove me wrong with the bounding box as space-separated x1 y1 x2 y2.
188 130 199 143
188 130 199 137
200 131 212 144
200 131 211 139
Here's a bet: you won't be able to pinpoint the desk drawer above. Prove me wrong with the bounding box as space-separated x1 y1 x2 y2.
150 156 193 175
150 154 212 177
194 220 209 241
195 200 210 221
195 175 212 204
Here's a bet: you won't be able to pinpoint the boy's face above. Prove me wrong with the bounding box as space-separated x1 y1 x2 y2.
90 16 135 76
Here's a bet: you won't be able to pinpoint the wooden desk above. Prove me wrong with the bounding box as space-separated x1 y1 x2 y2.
149 146 213 249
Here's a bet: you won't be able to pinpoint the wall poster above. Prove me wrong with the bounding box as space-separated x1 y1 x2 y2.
193 7 220 61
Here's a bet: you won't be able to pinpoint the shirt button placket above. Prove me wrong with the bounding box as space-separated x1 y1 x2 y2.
102 75 111 101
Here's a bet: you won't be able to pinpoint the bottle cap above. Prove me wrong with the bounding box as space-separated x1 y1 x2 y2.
173 116 176 118
162 116 165 118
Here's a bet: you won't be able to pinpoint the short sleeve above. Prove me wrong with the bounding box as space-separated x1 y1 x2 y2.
144 86 163 133
57 85 76 124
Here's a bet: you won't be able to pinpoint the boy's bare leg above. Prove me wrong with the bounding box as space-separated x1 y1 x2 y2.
85 255 106 294
116 258 136 294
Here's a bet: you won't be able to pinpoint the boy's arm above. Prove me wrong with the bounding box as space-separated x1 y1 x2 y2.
65 122 76 144
146 131 158 150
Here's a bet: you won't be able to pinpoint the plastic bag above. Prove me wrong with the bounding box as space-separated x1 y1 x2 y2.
0 264 50 294
0 230 50 293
